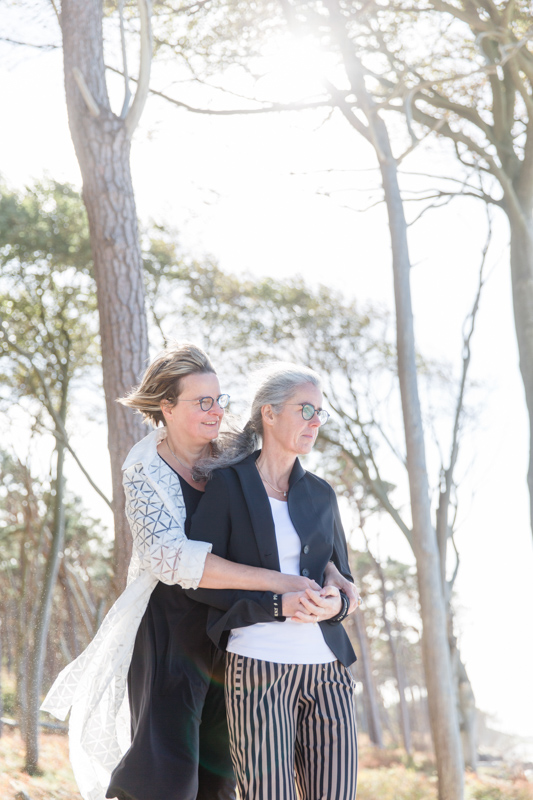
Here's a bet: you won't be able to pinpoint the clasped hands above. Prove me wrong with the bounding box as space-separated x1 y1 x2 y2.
272 561 361 622
282 585 342 623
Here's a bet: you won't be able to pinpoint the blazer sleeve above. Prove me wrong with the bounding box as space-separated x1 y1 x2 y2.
185 469 278 639
329 486 354 583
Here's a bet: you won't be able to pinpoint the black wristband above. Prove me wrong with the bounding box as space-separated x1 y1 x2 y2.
272 594 286 622
327 590 350 625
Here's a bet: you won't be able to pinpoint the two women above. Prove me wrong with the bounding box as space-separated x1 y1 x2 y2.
42 343 356 800
187 364 359 800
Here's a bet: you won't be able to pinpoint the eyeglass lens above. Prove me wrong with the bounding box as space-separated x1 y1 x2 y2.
301 403 329 424
199 394 230 411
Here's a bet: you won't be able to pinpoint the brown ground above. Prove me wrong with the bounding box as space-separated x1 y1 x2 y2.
1 727 532 800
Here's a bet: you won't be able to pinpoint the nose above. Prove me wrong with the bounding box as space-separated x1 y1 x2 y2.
308 413 320 428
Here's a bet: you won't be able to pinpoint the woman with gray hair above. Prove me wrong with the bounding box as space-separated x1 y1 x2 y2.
187 362 360 800
42 344 351 800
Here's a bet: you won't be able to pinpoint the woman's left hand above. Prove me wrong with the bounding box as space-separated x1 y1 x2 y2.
291 586 342 623
323 561 362 613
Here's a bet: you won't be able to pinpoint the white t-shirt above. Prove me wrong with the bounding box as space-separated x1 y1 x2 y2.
226 497 337 665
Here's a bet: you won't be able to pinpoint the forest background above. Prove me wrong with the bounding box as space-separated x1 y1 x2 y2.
1 1 533 799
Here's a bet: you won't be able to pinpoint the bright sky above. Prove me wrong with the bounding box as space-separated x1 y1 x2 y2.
1 6 532 751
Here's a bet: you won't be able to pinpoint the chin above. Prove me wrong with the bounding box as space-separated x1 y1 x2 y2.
298 442 315 454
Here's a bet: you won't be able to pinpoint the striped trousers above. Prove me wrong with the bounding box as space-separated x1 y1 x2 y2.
225 654 357 800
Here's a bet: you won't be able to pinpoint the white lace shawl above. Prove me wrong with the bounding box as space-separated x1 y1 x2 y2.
40 428 213 800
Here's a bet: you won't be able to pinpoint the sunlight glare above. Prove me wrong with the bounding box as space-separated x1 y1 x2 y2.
259 35 337 103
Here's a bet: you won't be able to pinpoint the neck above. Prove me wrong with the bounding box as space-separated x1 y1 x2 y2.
256 445 296 489
165 429 211 466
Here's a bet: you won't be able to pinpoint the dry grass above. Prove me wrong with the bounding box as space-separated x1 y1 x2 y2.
357 764 438 800
0 728 532 800
466 773 533 800
0 727 82 800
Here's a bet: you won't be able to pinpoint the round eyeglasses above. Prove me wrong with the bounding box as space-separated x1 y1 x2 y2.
176 394 230 412
288 403 330 425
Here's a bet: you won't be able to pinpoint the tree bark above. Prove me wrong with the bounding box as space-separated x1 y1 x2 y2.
60 0 150 590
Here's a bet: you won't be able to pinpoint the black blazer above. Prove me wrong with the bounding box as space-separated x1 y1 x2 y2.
186 450 356 667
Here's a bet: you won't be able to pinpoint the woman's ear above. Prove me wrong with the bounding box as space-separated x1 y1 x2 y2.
160 399 174 422
261 404 275 428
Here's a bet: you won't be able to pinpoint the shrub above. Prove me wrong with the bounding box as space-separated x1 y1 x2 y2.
2 689 16 717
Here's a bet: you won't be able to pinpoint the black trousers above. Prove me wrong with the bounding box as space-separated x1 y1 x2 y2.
106 582 235 800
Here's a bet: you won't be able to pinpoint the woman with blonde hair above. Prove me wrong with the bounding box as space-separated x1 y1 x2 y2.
42 343 354 800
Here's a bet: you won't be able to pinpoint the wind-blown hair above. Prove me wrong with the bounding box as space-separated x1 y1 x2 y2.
117 342 215 427
193 362 322 481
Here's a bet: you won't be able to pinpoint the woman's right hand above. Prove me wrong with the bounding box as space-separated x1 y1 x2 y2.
281 591 309 618
270 572 321 594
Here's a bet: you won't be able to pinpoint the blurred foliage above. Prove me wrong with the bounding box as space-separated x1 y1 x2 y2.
0 449 112 711
0 180 99 425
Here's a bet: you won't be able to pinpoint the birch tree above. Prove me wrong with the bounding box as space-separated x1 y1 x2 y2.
380 0 533 541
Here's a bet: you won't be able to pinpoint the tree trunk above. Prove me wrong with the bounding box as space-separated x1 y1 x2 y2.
24 434 67 774
320 3 464 793
374 561 412 754
507 207 533 535
0 623 3 738
380 147 465 798
59 569 80 659
352 610 384 747
61 0 150 591
16 538 31 739
448 621 478 771
437 491 478 769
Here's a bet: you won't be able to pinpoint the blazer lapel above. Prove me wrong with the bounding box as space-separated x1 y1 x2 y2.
288 458 316 548
233 452 281 572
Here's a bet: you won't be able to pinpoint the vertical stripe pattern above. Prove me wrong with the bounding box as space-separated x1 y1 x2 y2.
225 655 357 800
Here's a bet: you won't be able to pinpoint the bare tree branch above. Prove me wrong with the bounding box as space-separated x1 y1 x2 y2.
320 429 414 547
118 0 132 119
72 67 101 117
107 65 336 115
125 0 153 137
396 117 446 163
48 0 60 25
436 204 491 592
0 36 58 50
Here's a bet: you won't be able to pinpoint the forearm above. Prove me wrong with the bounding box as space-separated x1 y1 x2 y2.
199 553 320 593
199 554 278 590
